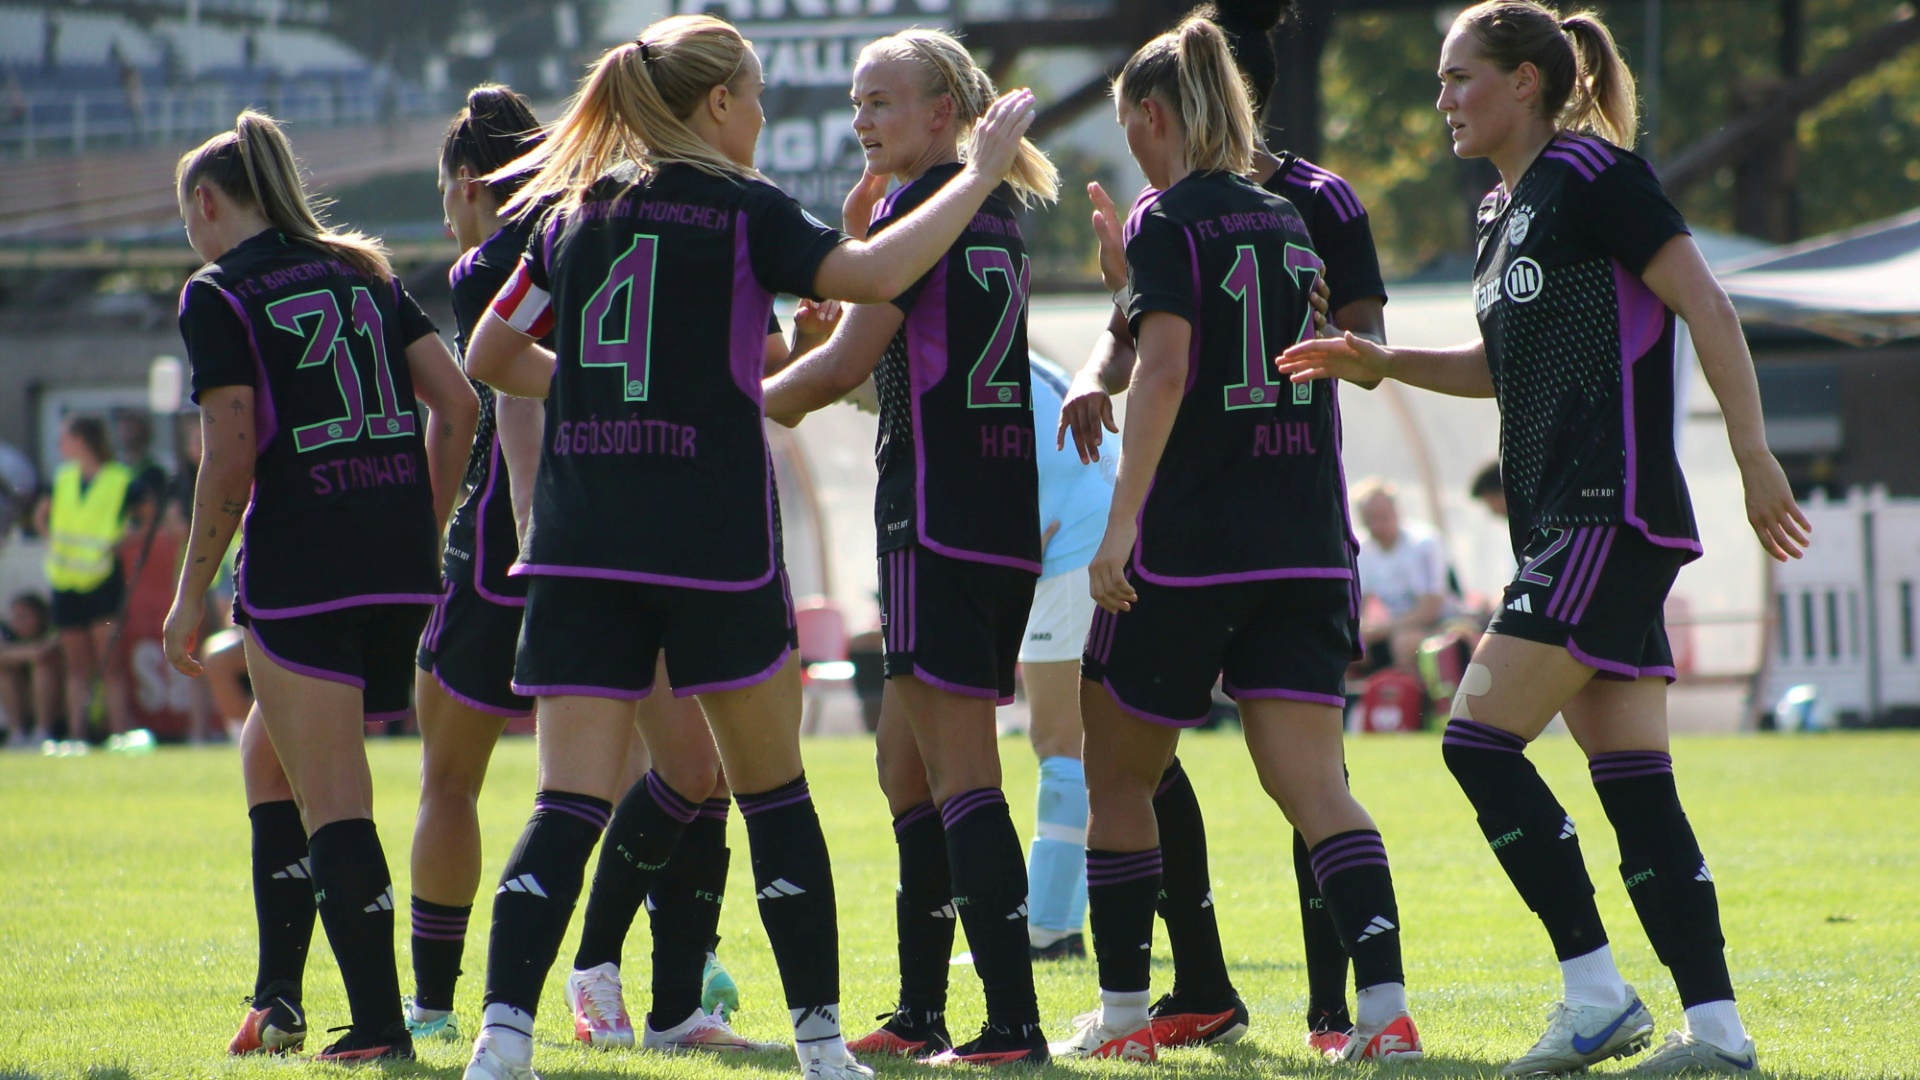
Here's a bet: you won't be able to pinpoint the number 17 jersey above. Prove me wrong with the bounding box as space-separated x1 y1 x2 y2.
490 164 846 589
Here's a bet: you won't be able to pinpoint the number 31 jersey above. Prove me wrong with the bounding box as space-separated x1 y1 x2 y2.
490 164 846 589
178 229 444 616
1123 170 1351 585
869 163 1041 572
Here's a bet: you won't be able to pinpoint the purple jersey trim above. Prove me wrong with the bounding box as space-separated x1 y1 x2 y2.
1131 561 1354 588
241 591 442 619
511 679 655 701
675 643 792 698
1542 148 1598 182
1614 260 1704 555
1221 682 1347 709
509 561 776 592
1102 676 1211 728
1121 186 1163 246
731 211 774 402
471 438 527 607
911 663 1013 705
245 626 366 690
431 667 533 719
212 285 280 452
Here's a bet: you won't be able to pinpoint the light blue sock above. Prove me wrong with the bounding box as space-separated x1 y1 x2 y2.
1027 755 1088 939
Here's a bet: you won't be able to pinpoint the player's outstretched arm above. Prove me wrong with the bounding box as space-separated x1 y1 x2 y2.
763 302 905 427
1088 311 1187 614
1276 333 1494 399
1639 233 1810 561
165 386 256 677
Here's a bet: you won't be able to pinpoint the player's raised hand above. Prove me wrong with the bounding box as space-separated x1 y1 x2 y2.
1740 452 1812 561
966 89 1038 182
842 169 889 241
1057 367 1119 463
1088 182 1127 292
1276 331 1391 385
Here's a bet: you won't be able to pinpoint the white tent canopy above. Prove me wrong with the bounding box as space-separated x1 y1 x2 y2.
1716 207 1920 347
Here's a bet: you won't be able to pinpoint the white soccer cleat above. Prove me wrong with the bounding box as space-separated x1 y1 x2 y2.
643 1007 788 1053
1047 1010 1156 1062
464 1032 540 1080
800 1045 876 1079
566 963 635 1048
1631 1031 1757 1075
1502 992 1655 1075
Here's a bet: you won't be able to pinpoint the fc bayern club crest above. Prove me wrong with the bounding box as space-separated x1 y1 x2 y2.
1507 206 1534 246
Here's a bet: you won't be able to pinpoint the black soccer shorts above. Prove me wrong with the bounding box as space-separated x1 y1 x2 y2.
416 580 534 718
1487 523 1689 681
1082 576 1358 726
879 544 1037 705
513 570 797 700
238 602 432 720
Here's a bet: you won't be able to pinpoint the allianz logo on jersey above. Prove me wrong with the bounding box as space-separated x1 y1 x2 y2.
1478 258 1547 313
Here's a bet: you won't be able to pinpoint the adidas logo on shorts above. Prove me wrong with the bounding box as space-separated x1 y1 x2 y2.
1356 916 1397 942
498 874 548 897
1507 594 1535 613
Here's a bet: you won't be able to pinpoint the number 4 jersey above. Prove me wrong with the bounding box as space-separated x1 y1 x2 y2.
869 163 1042 571
1123 170 1352 584
490 163 846 589
179 228 444 616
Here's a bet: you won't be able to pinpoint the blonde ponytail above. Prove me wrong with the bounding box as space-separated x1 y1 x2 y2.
499 15 760 219
1454 1 1639 146
176 110 392 281
1114 17 1257 176
858 29 1059 206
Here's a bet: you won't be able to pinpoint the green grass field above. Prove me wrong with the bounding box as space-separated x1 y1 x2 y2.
1 731 1913 1079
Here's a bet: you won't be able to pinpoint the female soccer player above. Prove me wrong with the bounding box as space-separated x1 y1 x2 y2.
1279 2 1808 1073
1060 0 1389 1056
763 27 1059 1066
458 16 1037 1080
40 415 135 741
405 83 752 1055
1053 17 1421 1064
162 110 479 1062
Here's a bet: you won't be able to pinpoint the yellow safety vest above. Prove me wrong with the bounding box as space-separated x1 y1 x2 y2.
45 461 131 592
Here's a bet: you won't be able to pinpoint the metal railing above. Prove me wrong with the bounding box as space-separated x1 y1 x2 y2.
0 79 445 160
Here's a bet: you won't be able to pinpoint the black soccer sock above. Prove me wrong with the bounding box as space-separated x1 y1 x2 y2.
483 790 612 1017
1152 759 1234 1002
1294 827 1352 1029
1443 719 1610 960
942 788 1039 1028
1087 848 1161 995
644 797 731 1029
1309 830 1405 991
248 800 315 1004
1590 751 1735 1007
409 897 469 1013
574 771 697 972
892 801 955 1015
307 818 403 1033
737 775 839 1015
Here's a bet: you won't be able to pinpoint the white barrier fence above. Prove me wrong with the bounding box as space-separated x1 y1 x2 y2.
1758 486 1920 722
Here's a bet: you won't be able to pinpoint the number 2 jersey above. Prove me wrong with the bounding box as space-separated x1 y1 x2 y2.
178 229 443 616
444 217 540 604
490 163 846 589
868 163 1042 572
1474 133 1700 559
1123 170 1352 584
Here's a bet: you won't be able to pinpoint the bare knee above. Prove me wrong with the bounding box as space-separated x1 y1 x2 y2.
651 750 722 802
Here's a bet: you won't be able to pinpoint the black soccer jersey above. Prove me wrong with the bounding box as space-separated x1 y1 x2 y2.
1265 154 1386 316
1473 134 1700 559
489 163 846 589
444 218 541 605
867 163 1042 572
178 229 443 616
1122 170 1353 584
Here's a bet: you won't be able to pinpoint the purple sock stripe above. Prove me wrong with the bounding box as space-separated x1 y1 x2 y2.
1312 853 1392 889
893 801 939 834
412 930 468 942
644 771 701 824
1568 527 1618 625
1442 719 1528 752
737 780 812 818
1546 528 1593 620
938 787 1008 830
1588 750 1674 782
411 912 469 930
536 794 611 830
697 796 731 821
1308 832 1388 862
1087 849 1162 887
